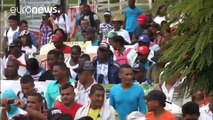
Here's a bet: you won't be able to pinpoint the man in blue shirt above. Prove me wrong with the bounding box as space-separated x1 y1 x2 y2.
45 62 76 108
124 0 143 39
109 64 146 120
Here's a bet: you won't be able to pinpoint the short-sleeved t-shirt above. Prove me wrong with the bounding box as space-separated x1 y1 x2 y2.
3 27 19 45
88 108 101 120
99 22 114 41
145 111 177 120
124 7 143 32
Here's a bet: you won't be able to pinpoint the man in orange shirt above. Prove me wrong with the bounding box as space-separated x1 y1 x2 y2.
145 90 177 120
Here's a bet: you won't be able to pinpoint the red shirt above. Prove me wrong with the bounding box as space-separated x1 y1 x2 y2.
54 102 82 119
54 45 72 54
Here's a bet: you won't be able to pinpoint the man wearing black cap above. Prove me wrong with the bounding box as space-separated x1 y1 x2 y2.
74 61 96 105
93 42 120 84
144 90 176 120
99 11 114 42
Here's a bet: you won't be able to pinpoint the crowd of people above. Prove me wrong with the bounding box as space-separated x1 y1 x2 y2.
0 0 212 120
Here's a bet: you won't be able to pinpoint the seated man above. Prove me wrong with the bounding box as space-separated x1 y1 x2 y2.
54 83 82 119
145 90 177 120
75 84 115 120
52 34 71 54
75 19 89 41
93 42 120 84
3 59 21 80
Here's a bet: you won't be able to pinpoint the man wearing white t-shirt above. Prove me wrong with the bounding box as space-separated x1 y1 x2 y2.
199 94 213 120
110 16 131 44
3 15 19 50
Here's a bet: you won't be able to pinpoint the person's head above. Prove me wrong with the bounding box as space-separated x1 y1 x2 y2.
57 50 65 63
54 4 63 15
27 92 43 111
128 0 136 8
136 45 150 64
83 4 91 15
79 3 84 13
144 90 166 111
74 61 94 85
104 11 111 23
111 35 126 50
8 15 19 28
112 16 123 31
77 116 93 120
52 34 65 49
107 31 118 45
19 20 28 31
133 62 146 83
6 59 19 79
9 40 22 57
97 42 110 61
85 27 96 40
119 64 133 85
71 45 81 62
47 50 60 69
47 108 63 120
41 13 50 24
142 29 154 42
137 14 147 27
182 102 200 120
60 83 75 107
19 30 33 48
80 19 90 31
145 11 153 24
149 23 161 34
79 53 91 63
192 91 205 107
53 62 69 81
26 58 40 75
89 84 105 109
20 75 35 96
53 28 66 41
156 5 167 17
138 35 150 47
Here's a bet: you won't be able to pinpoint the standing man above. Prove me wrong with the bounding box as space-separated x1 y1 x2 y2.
45 62 76 108
99 11 114 42
110 64 146 120
75 84 116 120
124 0 143 39
54 83 82 119
93 42 120 84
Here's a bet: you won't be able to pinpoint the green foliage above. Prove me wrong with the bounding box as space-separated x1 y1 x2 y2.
156 0 213 95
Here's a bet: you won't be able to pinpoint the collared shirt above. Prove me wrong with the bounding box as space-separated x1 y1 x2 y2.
96 60 109 84
75 80 96 105
45 78 76 108
40 24 53 47
199 104 213 120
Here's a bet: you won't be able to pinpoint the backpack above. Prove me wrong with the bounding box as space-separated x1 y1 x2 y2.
114 48 131 65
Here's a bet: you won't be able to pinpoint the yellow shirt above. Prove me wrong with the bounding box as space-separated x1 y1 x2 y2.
88 108 101 120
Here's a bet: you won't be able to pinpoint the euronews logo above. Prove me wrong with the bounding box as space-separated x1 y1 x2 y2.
10 6 60 14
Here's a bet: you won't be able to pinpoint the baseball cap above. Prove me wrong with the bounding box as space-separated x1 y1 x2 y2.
112 15 124 22
104 11 111 16
73 60 95 73
144 90 166 102
99 42 110 51
42 13 50 19
137 46 150 55
47 108 63 120
137 14 147 25
86 27 96 34
133 62 146 72
18 30 30 38
107 31 118 39
52 34 64 42
138 35 150 43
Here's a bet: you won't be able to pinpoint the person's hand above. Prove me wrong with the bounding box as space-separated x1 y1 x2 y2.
13 99 25 109
1 98 8 108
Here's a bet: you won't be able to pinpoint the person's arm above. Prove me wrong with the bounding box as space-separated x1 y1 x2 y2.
1 98 9 120
99 24 103 42
14 99 47 120
49 16 58 31
2 30 8 52
138 88 147 114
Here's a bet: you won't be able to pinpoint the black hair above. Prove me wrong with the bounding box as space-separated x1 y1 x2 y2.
47 50 60 58
27 92 43 103
79 53 91 61
20 20 28 25
71 45 81 53
26 58 39 71
112 35 126 45
77 116 93 120
7 59 19 68
53 62 68 71
89 84 105 95
119 64 132 73
143 29 154 42
21 33 33 48
182 101 200 117
83 4 90 10
57 114 73 120
60 82 74 91
156 5 167 16
57 50 65 61
20 75 34 85
108 49 114 59
8 15 19 21
53 28 67 40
